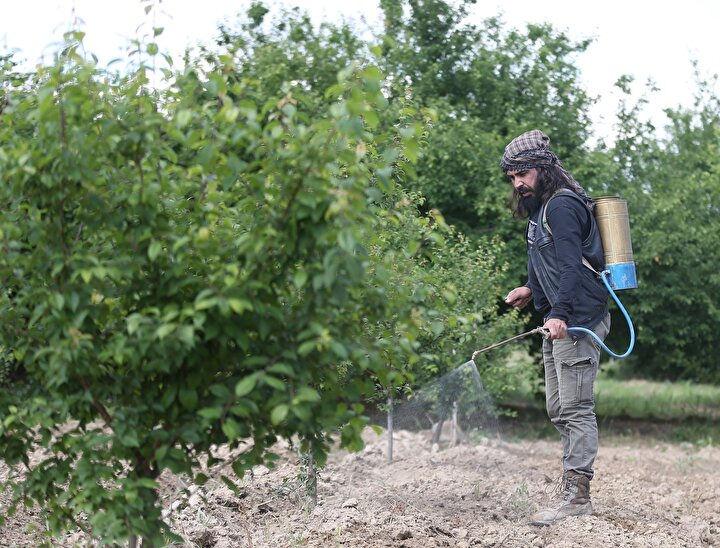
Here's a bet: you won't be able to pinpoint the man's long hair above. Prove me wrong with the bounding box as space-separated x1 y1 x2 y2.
509 164 590 219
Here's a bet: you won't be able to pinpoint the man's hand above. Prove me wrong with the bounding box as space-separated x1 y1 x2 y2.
543 318 567 340
505 286 532 309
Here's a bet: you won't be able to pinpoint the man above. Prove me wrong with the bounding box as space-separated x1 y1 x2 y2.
501 129 610 526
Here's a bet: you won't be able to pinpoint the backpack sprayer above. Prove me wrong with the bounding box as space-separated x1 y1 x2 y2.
473 196 636 361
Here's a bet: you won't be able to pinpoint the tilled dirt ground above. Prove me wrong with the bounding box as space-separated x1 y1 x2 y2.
2 428 720 547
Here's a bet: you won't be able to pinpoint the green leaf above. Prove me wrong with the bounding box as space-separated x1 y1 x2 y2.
220 475 244 494
441 288 457 305
148 240 162 261
267 363 295 377
297 341 316 356
179 388 198 410
293 270 308 289
235 375 257 397
155 446 169 461
160 386 177 409
330 341 348 359
120 432 140 447
155 323 175 339
177 325 195 347
176 109 192 128
429 321 444 337
195 297 218 310
209 384 231 398
198 407 222 420
262 374 285 391
364 110 379 129
228 298 253 314
136 478 158 489
222 418 241 439
292 404 312 421
294 386 320 403
127 314 143 335
270 404 289 425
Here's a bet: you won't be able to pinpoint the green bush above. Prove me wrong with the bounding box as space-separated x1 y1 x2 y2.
0 29 429 542
0 8 523 541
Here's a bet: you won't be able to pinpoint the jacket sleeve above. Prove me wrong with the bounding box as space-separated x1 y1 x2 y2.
545 198 589 323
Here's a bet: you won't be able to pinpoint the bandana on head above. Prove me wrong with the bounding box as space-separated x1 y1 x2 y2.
500 129 558 173
500 129 592 206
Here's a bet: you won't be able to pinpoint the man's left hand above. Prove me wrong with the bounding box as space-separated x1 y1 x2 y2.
543 318 567 340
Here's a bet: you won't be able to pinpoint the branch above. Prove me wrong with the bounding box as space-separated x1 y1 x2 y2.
77 375 155 476
78 376 114 426
59 97 67 149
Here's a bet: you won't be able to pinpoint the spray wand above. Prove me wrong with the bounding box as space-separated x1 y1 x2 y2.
471 327 549 361
472 269 636 361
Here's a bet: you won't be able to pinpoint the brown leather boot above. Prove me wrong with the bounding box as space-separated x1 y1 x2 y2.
530 471 592 526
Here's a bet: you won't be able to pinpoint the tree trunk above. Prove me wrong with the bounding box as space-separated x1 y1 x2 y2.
431 418 445 445
387 392 394 463
451 400 464 446
133 457 160 547
300 447 317 511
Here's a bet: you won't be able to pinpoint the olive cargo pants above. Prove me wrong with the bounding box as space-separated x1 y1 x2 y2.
542 313 610 480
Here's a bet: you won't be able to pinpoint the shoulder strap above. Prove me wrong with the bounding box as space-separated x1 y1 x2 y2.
541 191 600 276
541 189 587 232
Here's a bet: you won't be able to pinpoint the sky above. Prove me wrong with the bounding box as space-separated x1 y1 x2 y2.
3 0 719 143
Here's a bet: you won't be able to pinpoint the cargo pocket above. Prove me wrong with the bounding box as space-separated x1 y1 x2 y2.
560 357 597 406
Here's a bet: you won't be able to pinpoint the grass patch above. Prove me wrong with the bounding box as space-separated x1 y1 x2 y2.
500 411 720 446
498 366 720 445
500 357 720 422
595 378 720 421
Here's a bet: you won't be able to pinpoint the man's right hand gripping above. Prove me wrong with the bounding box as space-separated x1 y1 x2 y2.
505 286 532 310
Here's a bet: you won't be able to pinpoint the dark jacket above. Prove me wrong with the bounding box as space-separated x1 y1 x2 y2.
526 189 608 335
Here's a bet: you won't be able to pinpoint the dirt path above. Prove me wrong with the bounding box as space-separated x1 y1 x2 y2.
2 429 719 547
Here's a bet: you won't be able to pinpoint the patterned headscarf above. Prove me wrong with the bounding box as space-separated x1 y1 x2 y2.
500 129 592 205
500 129 558 172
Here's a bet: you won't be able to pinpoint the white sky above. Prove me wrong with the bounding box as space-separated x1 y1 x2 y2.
3 0 719 143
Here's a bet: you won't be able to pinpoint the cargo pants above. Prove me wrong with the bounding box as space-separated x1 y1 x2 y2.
542 313 610 480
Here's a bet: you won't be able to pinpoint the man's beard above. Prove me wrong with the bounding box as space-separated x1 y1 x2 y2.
519 191 542 214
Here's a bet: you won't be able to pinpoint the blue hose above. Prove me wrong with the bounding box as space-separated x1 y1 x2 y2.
566 270 635 359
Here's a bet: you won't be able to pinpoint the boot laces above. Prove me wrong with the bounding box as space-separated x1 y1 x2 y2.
545 474 569 500
562 473 586 503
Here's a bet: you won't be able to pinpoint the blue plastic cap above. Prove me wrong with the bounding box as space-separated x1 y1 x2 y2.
607 262 638 290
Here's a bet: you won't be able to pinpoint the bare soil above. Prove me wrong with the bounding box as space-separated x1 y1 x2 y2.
2 428 720 547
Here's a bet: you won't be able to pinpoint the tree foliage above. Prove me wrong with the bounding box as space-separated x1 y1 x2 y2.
0 5 525 542
596 77 720 382
378 0 594 247
0 27 429 543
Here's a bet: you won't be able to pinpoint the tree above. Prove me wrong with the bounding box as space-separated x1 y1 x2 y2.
598 76 720 382
378 0 596 275
0 25 428 542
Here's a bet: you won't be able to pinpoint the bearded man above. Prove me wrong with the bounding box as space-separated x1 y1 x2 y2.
502 130 610 526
